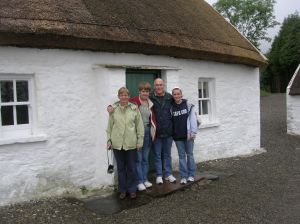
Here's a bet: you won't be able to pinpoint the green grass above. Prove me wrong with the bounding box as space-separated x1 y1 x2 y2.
260 89 270 97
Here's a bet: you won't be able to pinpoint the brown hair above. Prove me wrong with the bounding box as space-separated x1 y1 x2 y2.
118 87 130 96
138 82 151 91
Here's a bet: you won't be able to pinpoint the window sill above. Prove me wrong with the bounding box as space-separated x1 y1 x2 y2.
0 134 48 146
199 121 220 129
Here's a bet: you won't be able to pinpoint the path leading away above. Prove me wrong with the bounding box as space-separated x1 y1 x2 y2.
0 94 299 224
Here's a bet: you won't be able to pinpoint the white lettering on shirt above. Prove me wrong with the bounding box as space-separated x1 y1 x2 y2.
173 109 188 116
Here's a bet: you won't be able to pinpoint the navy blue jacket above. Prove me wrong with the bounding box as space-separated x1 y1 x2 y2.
150 92 173 138
171 99 189 140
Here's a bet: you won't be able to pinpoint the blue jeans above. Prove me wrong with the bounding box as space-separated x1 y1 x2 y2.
136 127 151 184
113 149 137 193
175 140 196 178
153 137 173 177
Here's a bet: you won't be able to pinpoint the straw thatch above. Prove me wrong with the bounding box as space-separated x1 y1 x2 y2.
289 65 300 95
0 0 267 67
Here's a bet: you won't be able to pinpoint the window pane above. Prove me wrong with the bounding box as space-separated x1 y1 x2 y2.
202 100 209 115
16 105 29 124
198 100 202 115
1 81 14 102
1 106 14 126
198 81 203 98
203 82 209 98
16 81 29 102
198 88 202 98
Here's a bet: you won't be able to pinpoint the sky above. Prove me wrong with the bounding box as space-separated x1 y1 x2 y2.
205 0 300 53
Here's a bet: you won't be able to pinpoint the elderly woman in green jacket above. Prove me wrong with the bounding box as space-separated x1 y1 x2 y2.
106 87 144 199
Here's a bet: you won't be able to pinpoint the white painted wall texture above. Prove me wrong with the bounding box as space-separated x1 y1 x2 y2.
287 66 300 136
287 94 300 135
0 46 261 206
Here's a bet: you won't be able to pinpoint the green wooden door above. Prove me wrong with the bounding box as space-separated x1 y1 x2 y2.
126 70 159 97
126 69 160 172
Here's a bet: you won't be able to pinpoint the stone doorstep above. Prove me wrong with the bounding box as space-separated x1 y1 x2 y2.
78 172 210 215
146 174 205 198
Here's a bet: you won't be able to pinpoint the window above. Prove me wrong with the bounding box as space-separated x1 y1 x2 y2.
0 75 34 138
198 80 210 116
198 78 217 125
1 80 30 126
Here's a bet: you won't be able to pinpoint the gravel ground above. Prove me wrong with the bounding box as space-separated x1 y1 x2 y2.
1 94 299 224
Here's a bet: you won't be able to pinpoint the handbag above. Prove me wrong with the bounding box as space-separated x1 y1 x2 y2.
107 149 114 174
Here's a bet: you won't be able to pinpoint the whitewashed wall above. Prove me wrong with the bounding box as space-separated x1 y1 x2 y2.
166 60 260 162
287 94 300 135
287 66 300 136
0 46 260 206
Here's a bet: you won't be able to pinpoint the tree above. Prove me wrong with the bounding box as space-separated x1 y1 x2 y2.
264 12 300 92
213 0 279 49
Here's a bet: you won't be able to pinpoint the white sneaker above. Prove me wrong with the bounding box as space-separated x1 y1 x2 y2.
137 183 146 191
187 176 195 182
144 181 153 188
156 176 163 185
180 178 187 184
165 175 176 183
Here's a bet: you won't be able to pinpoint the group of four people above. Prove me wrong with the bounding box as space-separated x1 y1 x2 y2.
106 78 198 199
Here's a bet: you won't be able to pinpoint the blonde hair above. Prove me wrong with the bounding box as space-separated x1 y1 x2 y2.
118 87 130 96
172 87 182 94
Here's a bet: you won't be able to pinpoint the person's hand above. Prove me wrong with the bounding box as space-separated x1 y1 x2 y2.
188 134 196 140
107 141 112 150
107 105 114 114
136 144 141 150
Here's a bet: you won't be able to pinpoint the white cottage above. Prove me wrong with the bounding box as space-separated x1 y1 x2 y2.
0 0 267 205
287 65 300 135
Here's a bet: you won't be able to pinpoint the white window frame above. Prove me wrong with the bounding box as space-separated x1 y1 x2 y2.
198 78 218 127
0 74 36 139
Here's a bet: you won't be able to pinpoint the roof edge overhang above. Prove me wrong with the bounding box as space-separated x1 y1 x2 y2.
0 17 267 67
0 32 267 68
287 64 300 95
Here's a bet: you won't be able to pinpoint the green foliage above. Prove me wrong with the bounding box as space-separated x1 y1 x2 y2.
265 12 300 92
80 186 88 195
213 0 279 49
260 89 270 96
260 61 271 91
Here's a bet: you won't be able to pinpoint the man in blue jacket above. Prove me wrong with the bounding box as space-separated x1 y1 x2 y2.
150 78 176 184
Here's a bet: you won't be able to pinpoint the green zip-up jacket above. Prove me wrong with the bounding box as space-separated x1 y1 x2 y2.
106 102 144 150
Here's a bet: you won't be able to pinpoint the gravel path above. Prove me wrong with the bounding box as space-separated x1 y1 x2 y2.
0 94 299 224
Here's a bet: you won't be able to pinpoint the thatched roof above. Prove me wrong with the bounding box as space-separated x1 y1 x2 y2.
0 0 267 67
288 65 300 95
